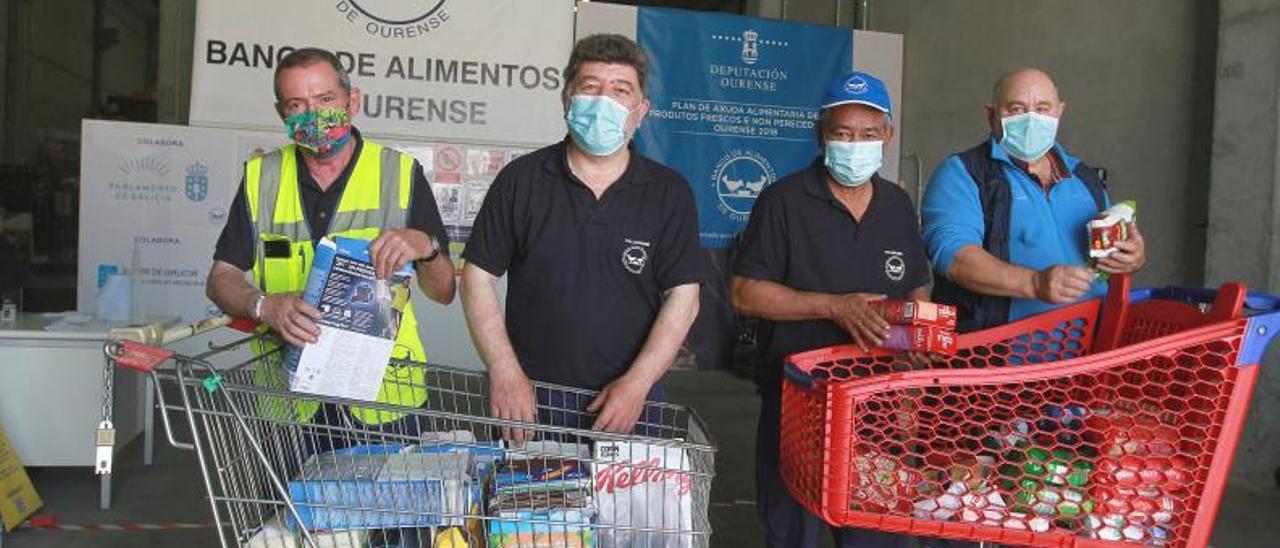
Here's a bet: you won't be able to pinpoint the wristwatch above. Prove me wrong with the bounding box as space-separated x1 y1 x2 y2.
250 293 267 321
415 235 443 268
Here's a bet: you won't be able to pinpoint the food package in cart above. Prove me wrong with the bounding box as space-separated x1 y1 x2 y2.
881 325 958 355
849 448 923 514
870 299 958 330
593 441 694 548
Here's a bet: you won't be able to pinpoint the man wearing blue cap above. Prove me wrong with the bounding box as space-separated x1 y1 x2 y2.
732 71 928 547
922 68 1146 332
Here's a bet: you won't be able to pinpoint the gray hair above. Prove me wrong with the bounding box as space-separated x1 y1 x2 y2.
274 47 352 102
562 34 649 101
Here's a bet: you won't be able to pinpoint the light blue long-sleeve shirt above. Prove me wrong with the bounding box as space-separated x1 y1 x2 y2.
921 138 1108 321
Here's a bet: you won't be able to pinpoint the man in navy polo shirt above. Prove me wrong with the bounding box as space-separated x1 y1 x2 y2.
733 71 928 548
460 34 705 439
922 68 1146 332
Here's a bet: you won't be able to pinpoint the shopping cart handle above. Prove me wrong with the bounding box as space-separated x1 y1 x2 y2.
784 362 817 390
1145 285 1280 312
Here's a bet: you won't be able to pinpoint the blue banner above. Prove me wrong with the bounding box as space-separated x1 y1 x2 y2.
636 8 853 248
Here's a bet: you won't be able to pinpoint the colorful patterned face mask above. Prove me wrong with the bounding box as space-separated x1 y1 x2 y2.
283 107 353 158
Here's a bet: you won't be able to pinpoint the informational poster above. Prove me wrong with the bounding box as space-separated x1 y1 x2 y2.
78 121 240 321
637 8 851 248
189 0 575 147
389 142 530 268
576 3 903 248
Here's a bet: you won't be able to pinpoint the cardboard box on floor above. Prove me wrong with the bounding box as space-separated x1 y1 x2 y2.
0 422 41 532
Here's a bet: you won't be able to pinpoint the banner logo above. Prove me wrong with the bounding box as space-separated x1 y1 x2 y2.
208 207 227 225
184 162 209 202
97 264 121 289
741 29 759 65
335 0 450 39
712 150 775 219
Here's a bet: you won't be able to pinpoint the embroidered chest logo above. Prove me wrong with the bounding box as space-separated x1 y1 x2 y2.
884 250 906 282
622 239 651 275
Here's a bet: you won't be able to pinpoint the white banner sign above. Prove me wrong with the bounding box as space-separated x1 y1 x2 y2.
77 120 283 322
189 0 575 146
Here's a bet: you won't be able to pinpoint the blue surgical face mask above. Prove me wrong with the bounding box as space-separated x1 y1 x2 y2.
566 95 632 156
824 140 883 187
999 112 1059 162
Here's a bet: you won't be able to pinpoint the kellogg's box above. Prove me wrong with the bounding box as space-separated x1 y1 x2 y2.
592 441 694 548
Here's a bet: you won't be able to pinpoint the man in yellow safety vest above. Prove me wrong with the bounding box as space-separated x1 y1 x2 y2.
205 47 456 430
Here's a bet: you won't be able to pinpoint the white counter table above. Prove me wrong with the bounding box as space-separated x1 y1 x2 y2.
0 313 147 510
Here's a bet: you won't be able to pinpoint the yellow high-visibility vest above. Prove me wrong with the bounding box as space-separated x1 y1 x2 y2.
244 140 427 426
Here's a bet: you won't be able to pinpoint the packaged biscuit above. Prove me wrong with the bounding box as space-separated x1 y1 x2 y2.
870 299 958 330
881 325 958 355
1088 201 1137 260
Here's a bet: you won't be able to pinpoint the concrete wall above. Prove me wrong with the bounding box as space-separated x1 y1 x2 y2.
1207 0 1280 492
863 0 1218 290
1 0 150 164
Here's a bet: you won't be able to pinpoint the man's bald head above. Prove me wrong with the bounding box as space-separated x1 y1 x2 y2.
991 68 1060 105
986 67 1067 138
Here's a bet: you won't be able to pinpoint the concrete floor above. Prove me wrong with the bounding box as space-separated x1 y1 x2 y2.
4 370 1278 547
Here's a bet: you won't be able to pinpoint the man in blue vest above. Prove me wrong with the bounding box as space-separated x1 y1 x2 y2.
922 68 1146 333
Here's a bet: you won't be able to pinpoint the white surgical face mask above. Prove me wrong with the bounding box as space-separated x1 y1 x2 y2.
824 140 883 187
999 112 1059 162
566 95 631 156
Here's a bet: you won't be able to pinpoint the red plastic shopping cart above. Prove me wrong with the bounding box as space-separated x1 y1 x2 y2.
780 275 1280 547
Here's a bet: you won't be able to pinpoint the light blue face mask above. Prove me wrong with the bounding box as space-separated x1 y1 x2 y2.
566 95 631 156
824 140 883 187
999 112 1059 162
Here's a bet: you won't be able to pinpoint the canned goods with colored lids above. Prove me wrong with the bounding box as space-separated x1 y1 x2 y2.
1067 471 1090 487
1019 478 1040 491
1057 501 1082 518
1102 514 1128 529
1003 517 1028 530
1045 474 1067 486
1033 502 1056 516
1149 526 1170 540
1023 461 1047 476
1097 526 1123 541
1127 510 1152 525
1037 489 1062 504
1027 448 1050 462
1062 488 1084 503
1123 524 1146 541
1029 517 1051 533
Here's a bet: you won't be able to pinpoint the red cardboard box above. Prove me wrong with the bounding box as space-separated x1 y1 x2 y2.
882 325 958 355
872 300 958 330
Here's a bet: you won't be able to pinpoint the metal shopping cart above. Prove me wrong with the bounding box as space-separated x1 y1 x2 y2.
780 275 1280 548
103 317 716 548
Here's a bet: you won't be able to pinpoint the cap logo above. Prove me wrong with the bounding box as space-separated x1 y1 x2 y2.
845 76 869 94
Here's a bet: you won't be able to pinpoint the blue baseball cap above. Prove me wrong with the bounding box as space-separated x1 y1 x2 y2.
821 71 891 118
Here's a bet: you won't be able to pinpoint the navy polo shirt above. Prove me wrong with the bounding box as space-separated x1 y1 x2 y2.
462 140 707 390
734 159 931 387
